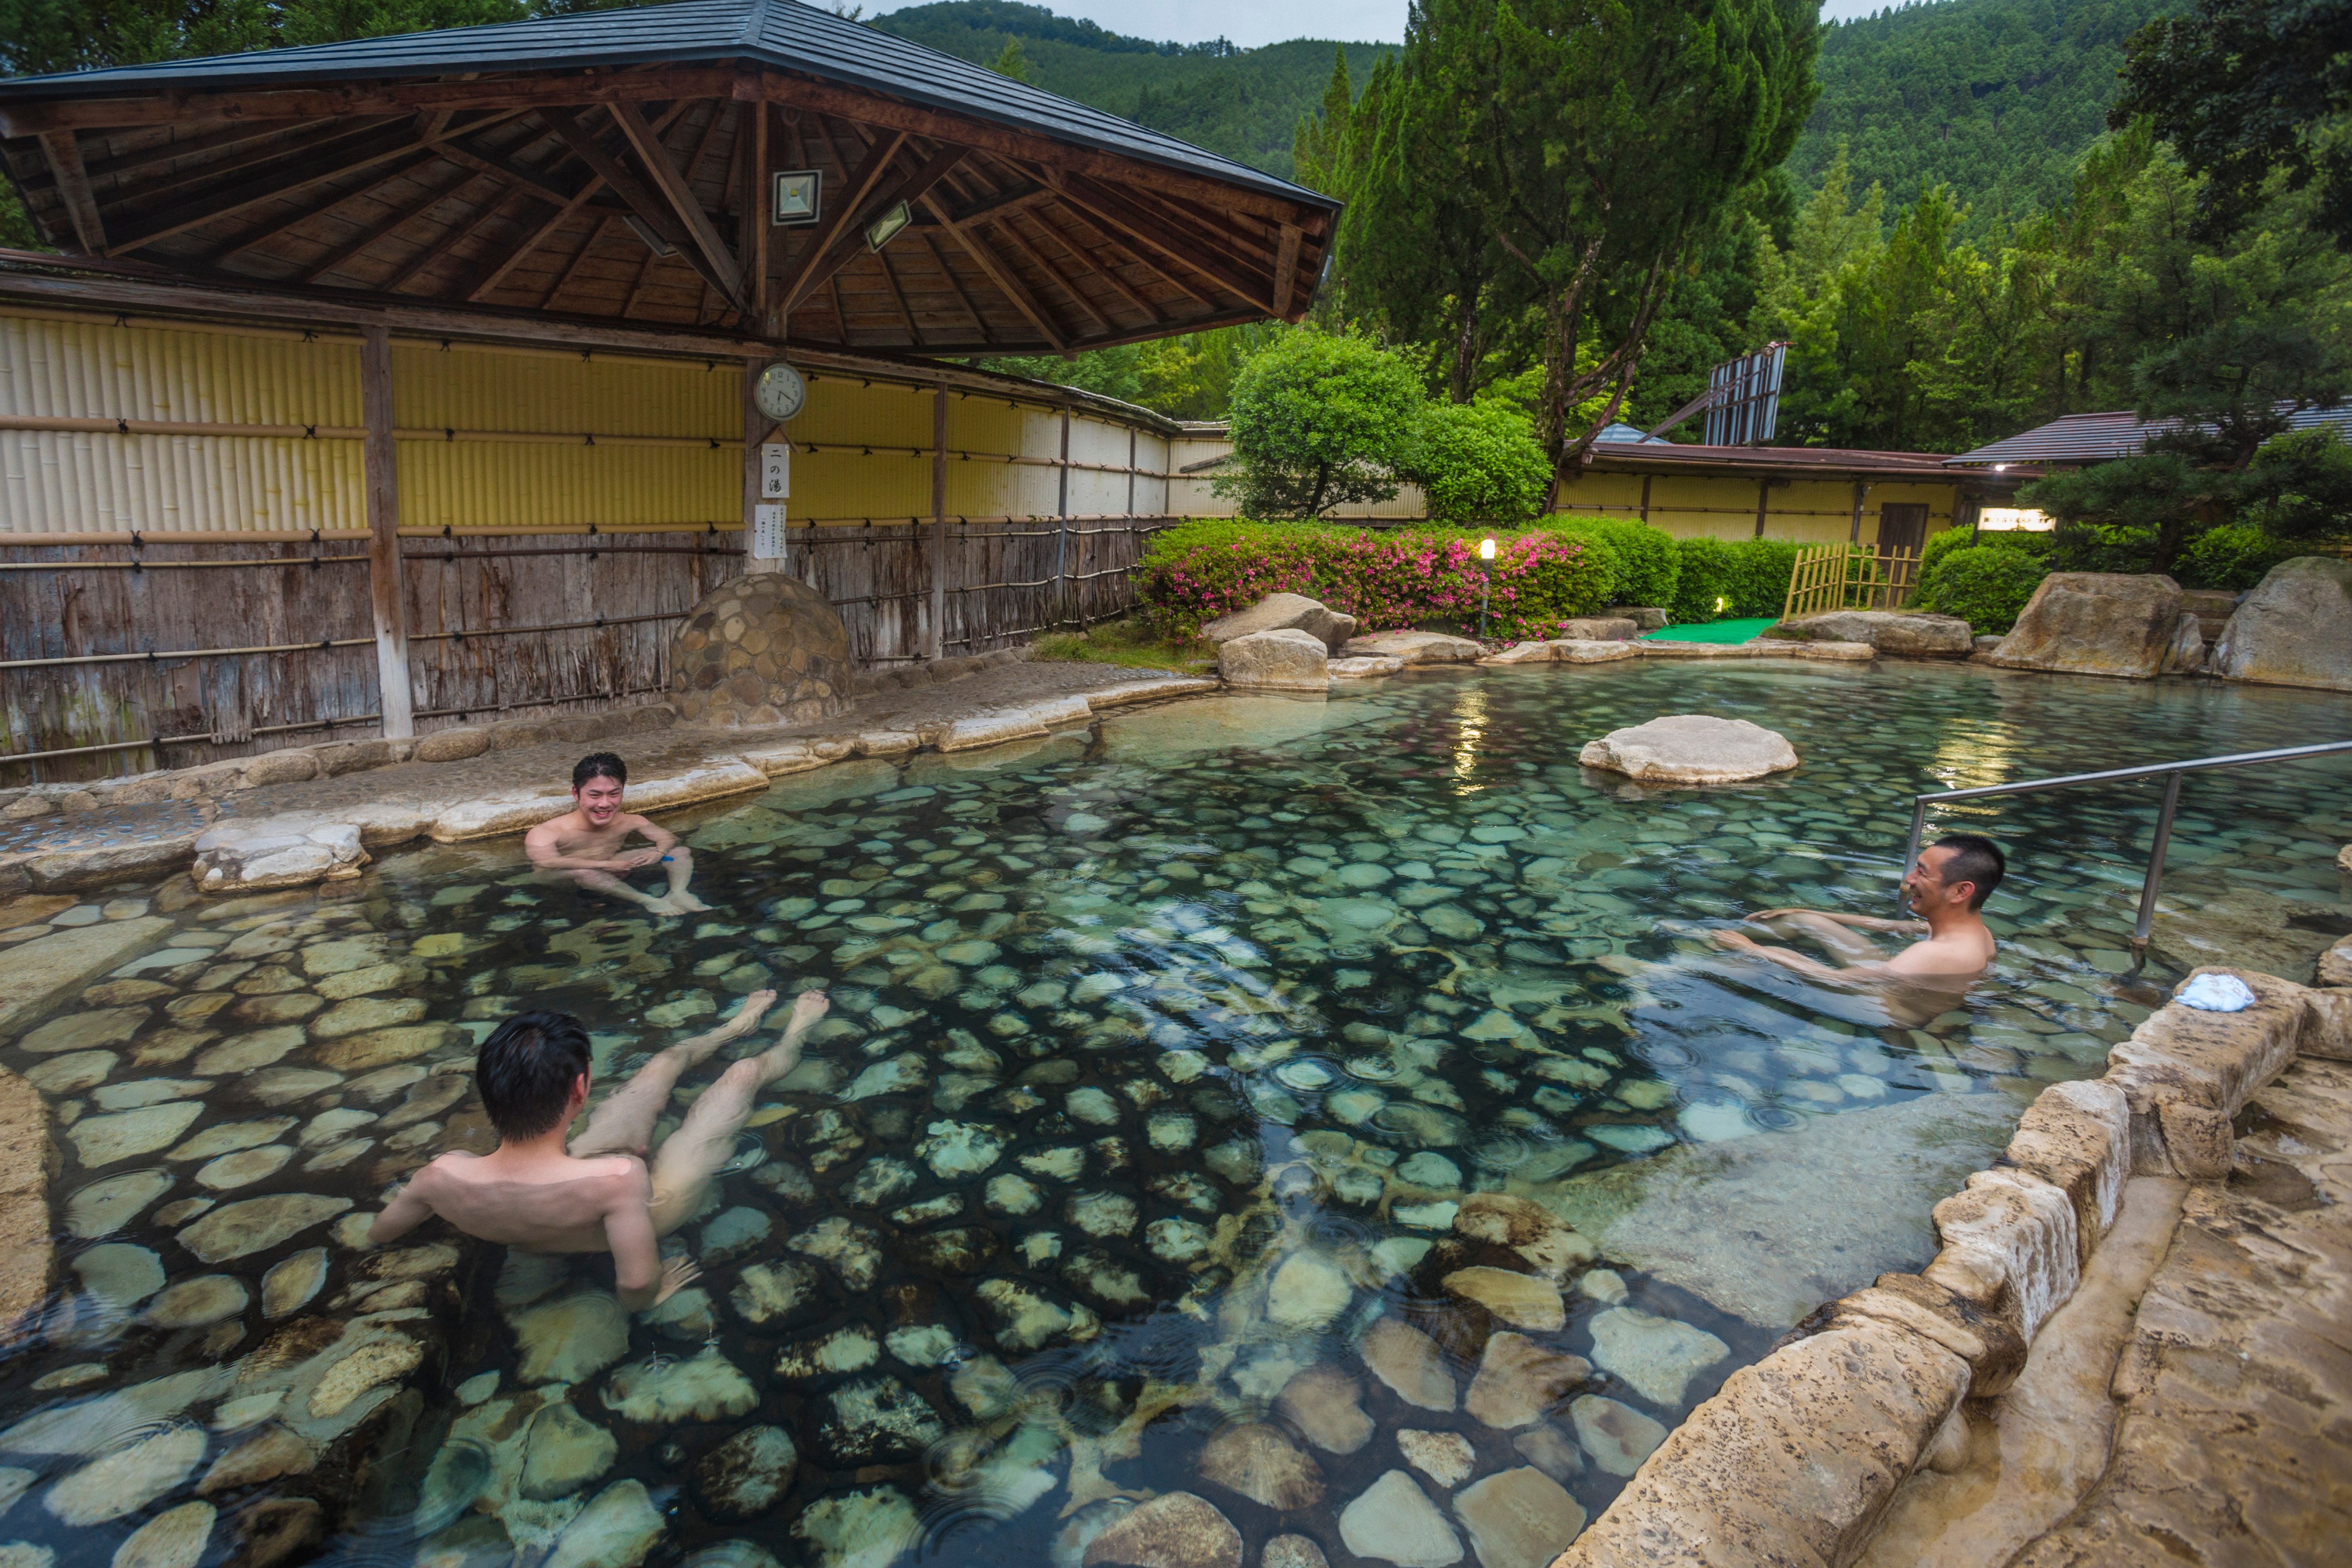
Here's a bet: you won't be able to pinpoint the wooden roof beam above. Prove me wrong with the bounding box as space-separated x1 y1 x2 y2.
918 230 991 344
777 124 906 314
105 123 426 256
381 186 520 295
76 119 307 184
1272 223 1302 318
873 249 920 343
297 166 482 284
461 101 692 303
994 211 1108 335
1028 202 1162 327
38 133 106 253
920 190 1064 351
783 144 965 316
538 211 618 310
1045 172 1276 316
609 99 743 307
209 148 441 265
538 105 731 301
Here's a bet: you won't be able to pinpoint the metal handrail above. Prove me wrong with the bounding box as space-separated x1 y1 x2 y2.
1900 739 2352 952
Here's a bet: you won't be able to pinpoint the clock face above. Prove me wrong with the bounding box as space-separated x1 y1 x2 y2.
754 362 806 422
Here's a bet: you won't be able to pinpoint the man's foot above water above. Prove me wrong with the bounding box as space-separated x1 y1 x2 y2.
723 989 779 1038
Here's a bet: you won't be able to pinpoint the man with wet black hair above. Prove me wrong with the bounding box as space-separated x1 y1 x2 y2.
1712 832 2004 981
366 986 828 1308
524 752 707 915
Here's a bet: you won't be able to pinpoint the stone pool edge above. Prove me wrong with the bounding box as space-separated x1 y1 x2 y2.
1548 950 2352 1568
0 676 1218 897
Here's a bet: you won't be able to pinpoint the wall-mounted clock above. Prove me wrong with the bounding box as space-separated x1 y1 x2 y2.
753 361 806 422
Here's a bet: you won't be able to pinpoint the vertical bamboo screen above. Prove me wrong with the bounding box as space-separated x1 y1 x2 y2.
1780 543 1922 620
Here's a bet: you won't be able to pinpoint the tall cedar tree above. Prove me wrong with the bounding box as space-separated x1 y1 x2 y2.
2112 0 2352 253
1354 0 1819 475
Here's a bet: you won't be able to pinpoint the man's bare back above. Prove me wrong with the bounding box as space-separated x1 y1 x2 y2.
369 988 828 1310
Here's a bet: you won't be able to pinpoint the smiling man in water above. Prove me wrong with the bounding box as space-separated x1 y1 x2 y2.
368 988 828 1308
1711 832 2005 982
525 752 708 916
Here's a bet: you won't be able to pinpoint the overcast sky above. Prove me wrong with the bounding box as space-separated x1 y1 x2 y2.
864 0 1910 52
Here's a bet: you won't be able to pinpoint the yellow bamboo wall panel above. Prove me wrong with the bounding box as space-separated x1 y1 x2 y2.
2 430 361 535
0 312 361 424
395 443 735 530
394 342 735 438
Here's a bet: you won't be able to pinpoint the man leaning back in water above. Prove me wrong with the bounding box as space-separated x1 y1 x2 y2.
1711 832 2005 982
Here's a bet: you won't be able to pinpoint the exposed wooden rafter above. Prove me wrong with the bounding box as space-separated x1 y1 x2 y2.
106 123 423 255
785 144 966 316
38 132 106 253
461 100 692 303
609 99 743 306
299 165 482 285
777 123 907 313
918 188 1064 350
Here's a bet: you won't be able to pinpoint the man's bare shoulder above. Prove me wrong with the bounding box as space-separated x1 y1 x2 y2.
524 812 580 847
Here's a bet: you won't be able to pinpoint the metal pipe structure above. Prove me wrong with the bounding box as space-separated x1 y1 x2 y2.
1898 739 2352 953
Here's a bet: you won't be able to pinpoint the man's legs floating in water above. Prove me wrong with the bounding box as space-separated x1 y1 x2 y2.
569 988 831 1234
656 847 709 915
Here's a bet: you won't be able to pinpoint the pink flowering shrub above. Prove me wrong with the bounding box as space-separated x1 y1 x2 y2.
1138 521 1615 642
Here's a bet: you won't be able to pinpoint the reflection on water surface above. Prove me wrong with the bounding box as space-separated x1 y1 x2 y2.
3 661 2349 1568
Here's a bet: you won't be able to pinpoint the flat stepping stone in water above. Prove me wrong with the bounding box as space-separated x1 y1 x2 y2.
1577 715 1800 783
1337 1470 1463 1568
509 1291 631 1384
110 1499 215 1568
914 1121 1005 1179
1080 1490 1242 1568
261 1248 330 1318
793 1488 921 1568
1451 1467 1588 1568
544 1480 666 1568
20 1007 149 1055
1266 1253 1352 1330
774 1328 879 1379
1587 1307 1730 1407
196 1145 295 1191
92 1077 207 1110
815 1376 944 1466
142 1275 249 1328
25 1051 116 1095
600 1351 757 1424
1361 1319 1456 1412
788 1217 885 1289
974 1279 1098 1352
171 1117 297 1161
729 1261 817 1326
1195 1422 1325 1511
67 1102 203 1167
693 1424 797 1520
65 1169 175 1238
44 1422 205 1524
177 1193 350 1264
521 1402 618 1500
1275 1365 1374 1455
1465 1333 1592 1430
1570 1393 1666 1477
1442 1267 1565 1331
73 1242 165 1311
0 1369 226 1457
1397 1430 1474 1489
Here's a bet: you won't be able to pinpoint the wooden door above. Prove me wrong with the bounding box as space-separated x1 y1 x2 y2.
1877 503 1929 558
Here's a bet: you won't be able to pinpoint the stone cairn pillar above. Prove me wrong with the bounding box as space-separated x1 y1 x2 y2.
668 573 853 728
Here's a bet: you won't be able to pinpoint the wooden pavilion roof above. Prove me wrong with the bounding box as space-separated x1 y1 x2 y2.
0 0 1338 356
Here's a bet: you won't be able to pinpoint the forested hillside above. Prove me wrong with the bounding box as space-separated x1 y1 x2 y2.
1791 0 2173 224
866 2 1393 183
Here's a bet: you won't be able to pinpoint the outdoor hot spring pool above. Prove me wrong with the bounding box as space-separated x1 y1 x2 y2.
4 659 2349 1568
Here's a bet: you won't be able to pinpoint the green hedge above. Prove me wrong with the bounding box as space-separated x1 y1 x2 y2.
1542 515 1682 607
1914 546 2050 632
1670 536 1802 622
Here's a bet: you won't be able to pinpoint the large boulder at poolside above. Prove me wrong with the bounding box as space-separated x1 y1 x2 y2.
1337 630 1484 664
1770 609 1972 658
1982 573 2192 678
1203 593 1358 651
1555 616 1640 640
1578 715 1799 783
2210 556 2352 691
1219 629 1329 692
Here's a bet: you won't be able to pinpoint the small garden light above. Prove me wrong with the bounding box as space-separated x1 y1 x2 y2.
1478 537 1497 642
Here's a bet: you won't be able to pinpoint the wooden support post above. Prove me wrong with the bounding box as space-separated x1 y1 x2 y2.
744 356 779 573
1754 477 1770 539
929 386 948 661
360 326 413 739
1849 480 1866 543
1639 474 1651 523
1052 405 1071 628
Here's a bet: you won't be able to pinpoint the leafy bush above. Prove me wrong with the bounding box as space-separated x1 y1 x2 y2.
1405 401 1552 524
1915 545 2050 632
1667 536 1801 621
2174 523 2293 591
1215 330 1423 517
1137 523 1612 640
1543 515 1682 607
1917 525 2052 608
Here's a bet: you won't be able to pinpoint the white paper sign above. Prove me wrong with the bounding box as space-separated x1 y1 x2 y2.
760 442 790 500
751 503 786 561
